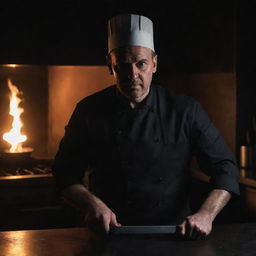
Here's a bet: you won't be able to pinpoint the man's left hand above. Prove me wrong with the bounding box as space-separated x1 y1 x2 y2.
177 211 212 240
177 189 231 240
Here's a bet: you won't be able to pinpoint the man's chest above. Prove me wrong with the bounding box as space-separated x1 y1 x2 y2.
86 109 192 172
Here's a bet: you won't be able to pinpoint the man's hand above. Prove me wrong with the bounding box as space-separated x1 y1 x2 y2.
178 189 231 240
84 195 121 233
178 211 212 239
62 184 121 233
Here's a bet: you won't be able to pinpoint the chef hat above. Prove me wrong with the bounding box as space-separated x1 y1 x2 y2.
107 13 155 53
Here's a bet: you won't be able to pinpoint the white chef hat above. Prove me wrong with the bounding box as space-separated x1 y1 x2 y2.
107 13 155 53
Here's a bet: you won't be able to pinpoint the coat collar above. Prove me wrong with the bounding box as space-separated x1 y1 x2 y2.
115 84 156 111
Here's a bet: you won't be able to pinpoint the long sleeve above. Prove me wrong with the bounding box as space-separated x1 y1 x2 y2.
52 102 89 193
190 101 240 196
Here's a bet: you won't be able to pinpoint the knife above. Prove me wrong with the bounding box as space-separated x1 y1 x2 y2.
109 225 177 235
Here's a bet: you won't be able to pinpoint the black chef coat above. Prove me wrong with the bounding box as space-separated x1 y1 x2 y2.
52 84 240 225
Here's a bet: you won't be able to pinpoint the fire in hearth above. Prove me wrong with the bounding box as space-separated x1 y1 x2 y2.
2 79 28 153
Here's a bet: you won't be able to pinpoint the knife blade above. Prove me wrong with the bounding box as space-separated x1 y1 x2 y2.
109 225 177 235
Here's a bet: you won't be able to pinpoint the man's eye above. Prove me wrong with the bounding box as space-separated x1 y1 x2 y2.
137 61 147 68
115 63 128 70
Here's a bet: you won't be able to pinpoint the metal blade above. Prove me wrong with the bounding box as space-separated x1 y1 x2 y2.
109 225 177 235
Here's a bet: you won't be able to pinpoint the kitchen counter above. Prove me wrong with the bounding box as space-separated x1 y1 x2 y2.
1 222 256 256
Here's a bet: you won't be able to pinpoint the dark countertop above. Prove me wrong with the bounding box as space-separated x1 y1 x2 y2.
1 222 256 256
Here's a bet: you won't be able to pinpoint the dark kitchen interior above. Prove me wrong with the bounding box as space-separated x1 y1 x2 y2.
0 0 256 234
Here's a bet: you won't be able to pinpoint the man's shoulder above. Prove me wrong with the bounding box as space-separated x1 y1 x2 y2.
156 84 198 109
77 85 116 108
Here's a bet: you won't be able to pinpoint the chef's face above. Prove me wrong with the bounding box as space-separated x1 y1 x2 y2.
107 46 157 103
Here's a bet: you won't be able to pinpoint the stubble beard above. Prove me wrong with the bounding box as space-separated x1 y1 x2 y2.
128 86 150 103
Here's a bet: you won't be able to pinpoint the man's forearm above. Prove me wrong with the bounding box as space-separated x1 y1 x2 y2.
61 184 99 212
197 189 231 221
178 189 231 238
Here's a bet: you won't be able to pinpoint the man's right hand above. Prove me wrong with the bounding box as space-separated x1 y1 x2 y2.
62 184 121 234
84 195 121 233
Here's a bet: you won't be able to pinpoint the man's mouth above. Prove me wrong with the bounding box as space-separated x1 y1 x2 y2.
120 81 141 92
129 85 141 92
128 81 141 87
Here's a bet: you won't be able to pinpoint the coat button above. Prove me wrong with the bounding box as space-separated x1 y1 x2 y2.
156 201 161 207
121 160 128 165
117 129 123 135
131 174 136 179
154 137 159 143
157 177 163 183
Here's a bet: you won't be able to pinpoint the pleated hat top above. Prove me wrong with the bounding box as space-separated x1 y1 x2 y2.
108 13 155 53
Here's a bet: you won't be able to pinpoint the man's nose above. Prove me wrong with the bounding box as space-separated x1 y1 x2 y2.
127 65 139 79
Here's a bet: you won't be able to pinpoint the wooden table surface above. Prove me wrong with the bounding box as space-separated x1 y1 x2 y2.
1 222 256 256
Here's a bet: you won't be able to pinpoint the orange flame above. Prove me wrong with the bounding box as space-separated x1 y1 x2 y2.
3 79 27 152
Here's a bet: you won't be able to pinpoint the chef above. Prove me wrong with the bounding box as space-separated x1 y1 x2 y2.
52 13 240 239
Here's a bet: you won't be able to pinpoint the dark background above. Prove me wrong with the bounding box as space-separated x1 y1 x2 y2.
0 0 235 72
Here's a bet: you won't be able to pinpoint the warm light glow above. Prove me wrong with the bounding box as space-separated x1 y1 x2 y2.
3 231 29 255
1 64 28 68
3 79 27 152
8 64 17 68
